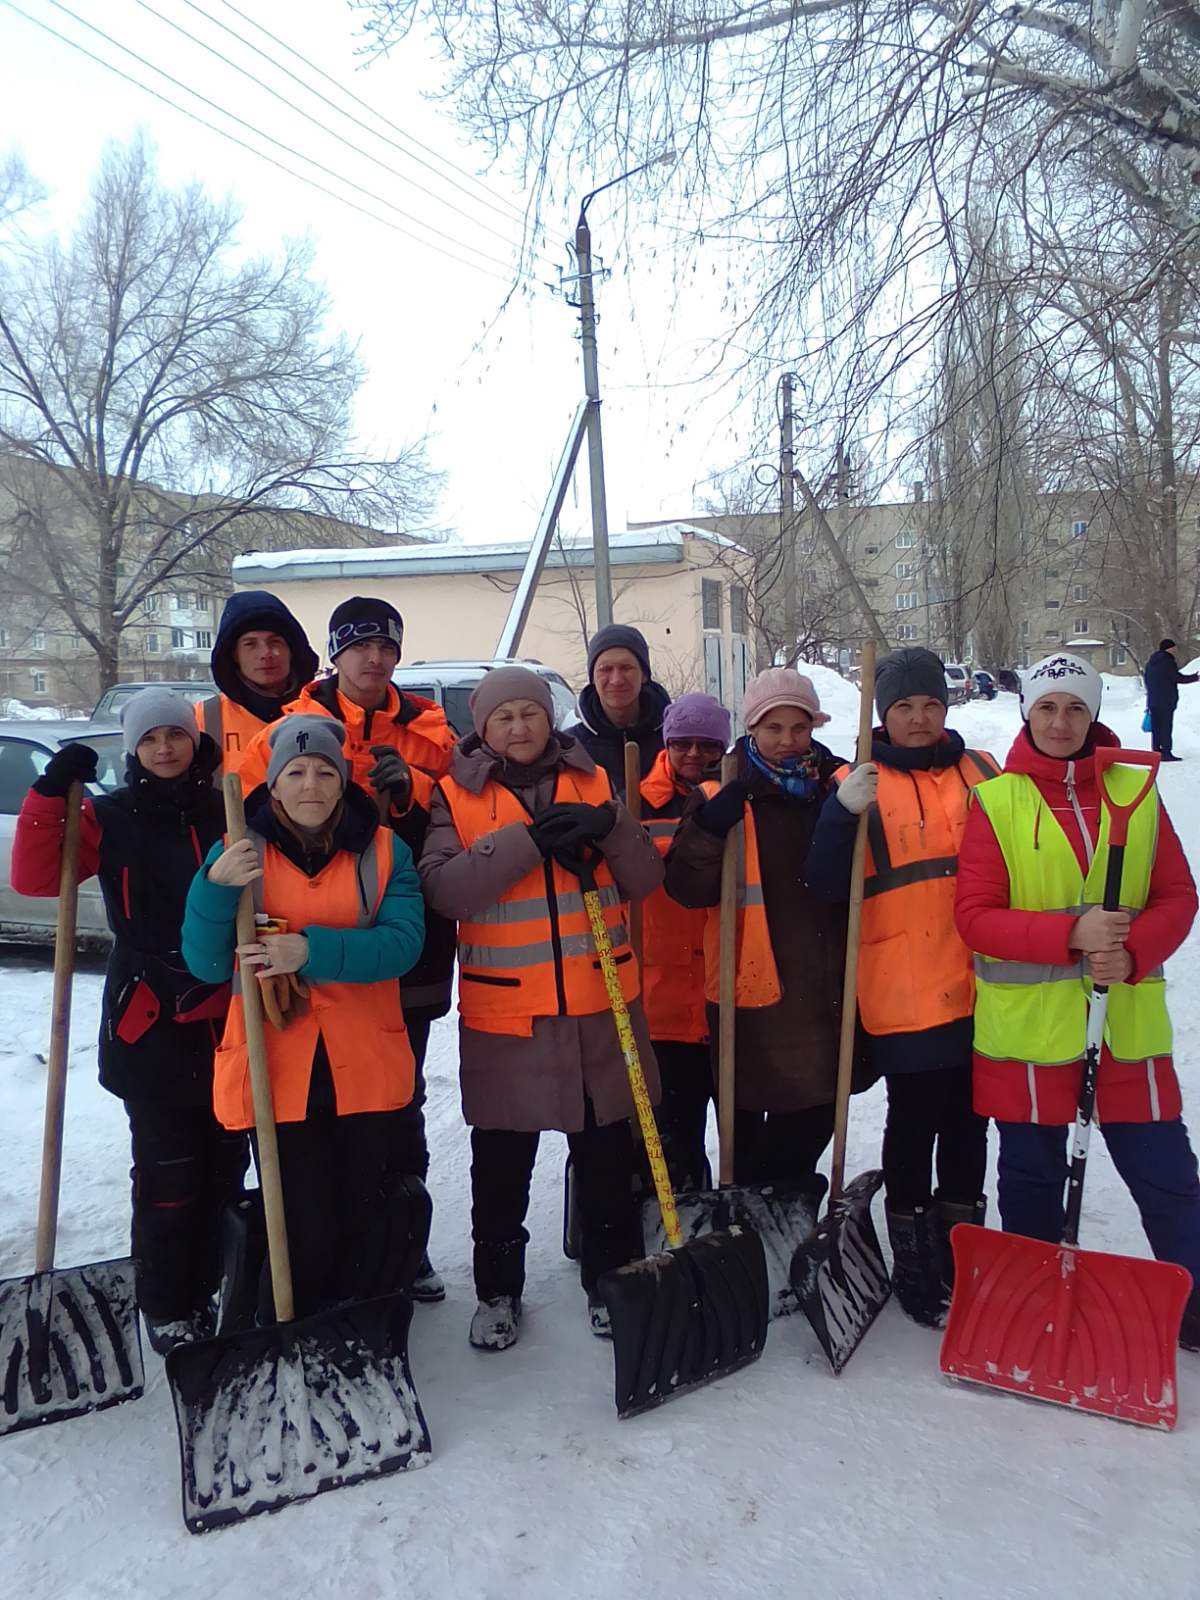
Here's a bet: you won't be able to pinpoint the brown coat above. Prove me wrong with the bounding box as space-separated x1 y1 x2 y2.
419 732 663 1132
664 737 872 1113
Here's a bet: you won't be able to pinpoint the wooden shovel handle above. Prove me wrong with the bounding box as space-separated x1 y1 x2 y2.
830 643 877 1202
223 773 295 1324
718 752 740 1188
34 781 83 1274
624 741 644 969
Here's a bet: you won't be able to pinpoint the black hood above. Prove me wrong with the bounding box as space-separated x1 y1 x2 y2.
576 678 671 742
210 590 319 716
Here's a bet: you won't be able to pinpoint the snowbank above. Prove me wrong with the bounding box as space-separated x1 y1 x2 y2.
0 698 64 721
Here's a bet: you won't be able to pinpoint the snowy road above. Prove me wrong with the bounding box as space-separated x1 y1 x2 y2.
2 675 1199 1598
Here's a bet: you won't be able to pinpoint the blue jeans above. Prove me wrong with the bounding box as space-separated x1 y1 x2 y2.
996 1119 1200 1285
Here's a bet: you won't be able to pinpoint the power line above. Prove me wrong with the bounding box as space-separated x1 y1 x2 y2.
32 0 537 280
3 0 518 285
137 0 555 271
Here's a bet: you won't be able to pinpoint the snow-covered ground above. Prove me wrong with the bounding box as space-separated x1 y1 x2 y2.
2 677 1199 1598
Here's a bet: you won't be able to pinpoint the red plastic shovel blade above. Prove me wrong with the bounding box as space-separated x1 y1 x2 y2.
940 1224 1191 1431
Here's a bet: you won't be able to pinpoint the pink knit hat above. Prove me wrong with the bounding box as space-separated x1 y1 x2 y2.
741 667 830 729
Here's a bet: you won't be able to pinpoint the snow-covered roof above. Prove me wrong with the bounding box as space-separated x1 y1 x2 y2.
233 525 730 584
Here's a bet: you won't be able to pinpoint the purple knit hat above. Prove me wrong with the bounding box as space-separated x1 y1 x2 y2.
662 693 731 747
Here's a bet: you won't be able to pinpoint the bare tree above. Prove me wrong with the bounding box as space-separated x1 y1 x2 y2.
0 137 441 689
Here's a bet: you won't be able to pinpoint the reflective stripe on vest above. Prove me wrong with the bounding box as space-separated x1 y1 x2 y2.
973 767 1172 1066
698 781 781 1008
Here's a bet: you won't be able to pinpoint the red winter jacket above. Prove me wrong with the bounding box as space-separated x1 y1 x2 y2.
954 724 1197 1125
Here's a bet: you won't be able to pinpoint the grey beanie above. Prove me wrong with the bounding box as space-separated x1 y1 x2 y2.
469 666 554 737
266 715 349 790
875 648 949 721
586 623 651 682
120 687 200 755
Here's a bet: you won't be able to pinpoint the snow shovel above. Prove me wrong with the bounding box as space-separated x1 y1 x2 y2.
0 781 144 1437
941 747 1192 1429
640 753 822 1317
165 772 431 1533
791 641 891 1373
588 858 769 1420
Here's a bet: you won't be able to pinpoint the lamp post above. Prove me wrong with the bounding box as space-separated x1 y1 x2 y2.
570 154 674 630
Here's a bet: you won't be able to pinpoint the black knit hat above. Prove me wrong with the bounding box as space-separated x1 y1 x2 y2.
1160 638 1176 651
327 596 403 661
875 647 948 720
586 623 651 682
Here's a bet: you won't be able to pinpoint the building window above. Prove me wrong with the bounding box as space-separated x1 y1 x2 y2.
895 562 915 579
895 592 918 611
1020 621 1030 638
895 529 916 549
0 628 7 648
1071 520 1089 539
1045 630 1060 641
1044 599 1060 610
701 578 723 630
171 628 186 650
31 630 46 650
144 593 160 614
1072 584 1088 602
864 545 880 557
172 592 193 612
195 629 213 650
730 584 748 634
895 623 918 641
1110 645 1127 667
1073 618 1089 634
30 670 46 695
146 633 159 655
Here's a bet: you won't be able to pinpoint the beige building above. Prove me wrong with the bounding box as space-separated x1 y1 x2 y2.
232 525 755 709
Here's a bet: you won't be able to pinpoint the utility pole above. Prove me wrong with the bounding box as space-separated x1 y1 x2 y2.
780 374 798 664
574 208 613 630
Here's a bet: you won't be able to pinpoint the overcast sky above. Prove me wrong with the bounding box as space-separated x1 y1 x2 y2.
2 0 769 544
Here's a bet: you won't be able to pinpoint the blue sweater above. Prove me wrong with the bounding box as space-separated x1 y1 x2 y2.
183 835 425 988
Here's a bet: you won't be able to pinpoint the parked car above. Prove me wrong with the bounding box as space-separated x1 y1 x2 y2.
997 668 1022 694
0 720 125 945
972 670 998 701
90 679 214 725
392 659 578 738
943 663 974 706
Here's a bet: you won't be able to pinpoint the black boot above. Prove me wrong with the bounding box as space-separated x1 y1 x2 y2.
473 1239 526 1303
885 1203 949 1329
1181 1289 1200 1353
932 1196 987 1297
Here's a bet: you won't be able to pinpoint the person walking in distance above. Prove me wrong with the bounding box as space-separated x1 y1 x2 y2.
808 649 998 1326
1144 638 1197 762
956 652 1200 1350
12 689 246 1354
567 623 671 795
238 596 456 1302
199 591 319 777
419 667 663 1351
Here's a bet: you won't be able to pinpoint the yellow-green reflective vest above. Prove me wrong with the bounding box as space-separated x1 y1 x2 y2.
972 766 1171 1066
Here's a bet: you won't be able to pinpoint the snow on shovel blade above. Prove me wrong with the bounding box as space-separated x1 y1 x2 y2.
940 1224 1192 1431
0 1257 143 1437
166 1291 431 1533
598 1226 769 1419
641 1182 820 1321
790 1170 889 1375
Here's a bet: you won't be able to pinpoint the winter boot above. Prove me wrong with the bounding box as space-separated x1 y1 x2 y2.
469 1296 522 1351
1181 1289 1200 1353
473 1238 526 1302
409 1252 446 1304
932 1196 987 1297
587 1295 612 1339
144 1302 216 1356
884 1203 949 1330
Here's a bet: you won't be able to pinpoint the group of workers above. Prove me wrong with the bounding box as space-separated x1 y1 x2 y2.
11 590 1200 1356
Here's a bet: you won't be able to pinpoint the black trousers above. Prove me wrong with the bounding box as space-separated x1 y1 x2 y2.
653 1039 714 1191
125 1099 249 1319
731 1104 836 1186
255 1106 421 1320
881 1067 988 1210
471 1101 642 1297
1150 705 1176 758
392 1017 431 1179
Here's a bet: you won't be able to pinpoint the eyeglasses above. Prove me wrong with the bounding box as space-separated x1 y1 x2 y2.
667 739 726 754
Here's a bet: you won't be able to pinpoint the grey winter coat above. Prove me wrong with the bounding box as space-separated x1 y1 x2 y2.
419 732 663 1132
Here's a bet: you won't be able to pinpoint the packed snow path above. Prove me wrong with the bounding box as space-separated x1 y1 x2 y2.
1 674 1197 1597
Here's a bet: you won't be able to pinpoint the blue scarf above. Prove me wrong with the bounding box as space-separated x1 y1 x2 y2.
745 737 823 801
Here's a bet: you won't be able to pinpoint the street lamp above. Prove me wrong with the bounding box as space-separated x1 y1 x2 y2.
567 153 675 630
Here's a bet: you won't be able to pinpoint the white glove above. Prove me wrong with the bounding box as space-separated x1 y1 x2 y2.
836 762 878 815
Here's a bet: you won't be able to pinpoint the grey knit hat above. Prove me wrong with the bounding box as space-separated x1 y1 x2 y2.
874 648 948 721
266 715 349 790
120 687 200 756
469 666 554 737
586 623 651 682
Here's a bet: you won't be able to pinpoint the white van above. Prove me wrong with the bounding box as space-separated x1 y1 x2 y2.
392 659 578 737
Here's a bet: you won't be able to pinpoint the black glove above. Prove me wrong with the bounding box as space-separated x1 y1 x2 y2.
538 801 616 851
696 780 750 839
32 741 98 798
367 746 412 811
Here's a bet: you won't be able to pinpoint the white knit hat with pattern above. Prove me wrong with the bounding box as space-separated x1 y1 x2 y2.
1020 653 1103 722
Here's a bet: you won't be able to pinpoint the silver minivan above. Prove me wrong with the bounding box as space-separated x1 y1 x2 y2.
392 659 578 737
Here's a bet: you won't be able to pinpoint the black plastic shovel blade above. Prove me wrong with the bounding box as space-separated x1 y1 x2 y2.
0 1257 144 1437
641 1181 821 1320
790 1170 890 1374
165 1290 431 1533
598 1225 769 1419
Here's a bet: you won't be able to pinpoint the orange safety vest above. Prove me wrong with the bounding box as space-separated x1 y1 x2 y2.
212 828 414 1130
698 782 782 1009
440 766 638 1037
197 693 270 779
834 748 998 1036
639 752 708 1043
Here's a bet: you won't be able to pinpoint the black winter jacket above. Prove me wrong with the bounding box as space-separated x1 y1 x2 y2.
567 680 671 797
